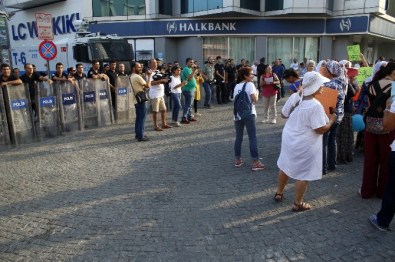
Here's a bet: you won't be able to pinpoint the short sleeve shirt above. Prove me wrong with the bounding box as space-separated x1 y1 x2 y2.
233 81 257 120
20 73 41 98
214 63 225 80
87 68 101 78
181 66 196 92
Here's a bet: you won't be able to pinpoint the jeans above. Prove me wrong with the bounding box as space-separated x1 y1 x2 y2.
182 90 194 120
323 122 339 172
203 81 212 106
171 92 181 122
377 151 395 228
234 116 258 160
134 102 147 139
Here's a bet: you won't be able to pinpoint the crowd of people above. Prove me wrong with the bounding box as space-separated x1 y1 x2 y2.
1 53 395 231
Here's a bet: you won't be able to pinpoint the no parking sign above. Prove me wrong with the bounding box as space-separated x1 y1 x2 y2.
38 40 57 61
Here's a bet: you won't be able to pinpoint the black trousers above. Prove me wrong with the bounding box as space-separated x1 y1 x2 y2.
216 82 227 104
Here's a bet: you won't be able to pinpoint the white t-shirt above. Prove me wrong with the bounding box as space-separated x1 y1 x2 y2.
390 101 395 151
148 70 164 99
233 81 257 120
290 62 299 71
169 75 182 94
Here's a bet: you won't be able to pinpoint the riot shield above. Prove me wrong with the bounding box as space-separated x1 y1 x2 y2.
36 81 60 140
0 88 11 146
114 76 135 124
55 81 82 132
97 80 114 127
80 78 99 129
3 83 36 145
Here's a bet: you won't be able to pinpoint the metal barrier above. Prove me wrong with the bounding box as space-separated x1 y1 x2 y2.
3 84 36 145
55 81 82 133
114 76 135 124
0 88 11 146
36 82 61 140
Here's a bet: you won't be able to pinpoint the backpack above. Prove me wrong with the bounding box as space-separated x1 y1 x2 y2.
234 82 252 120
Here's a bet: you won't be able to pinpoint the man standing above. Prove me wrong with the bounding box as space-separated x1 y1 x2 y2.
130 62 151 142
52 63 73 82
214 56 226 104
87 60 108 80
148 58 172 131
106 61 118 108
73 63 86 81
256 57 267 88
272 59 285 100
202 57 215 108
117 63 128 77
20 63 51 116
181 58 197 123
226 59 237 100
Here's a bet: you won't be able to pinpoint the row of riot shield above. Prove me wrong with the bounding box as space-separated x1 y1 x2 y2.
0 76 135 147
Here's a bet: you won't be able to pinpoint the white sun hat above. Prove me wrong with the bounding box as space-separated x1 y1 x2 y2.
302 71 330 96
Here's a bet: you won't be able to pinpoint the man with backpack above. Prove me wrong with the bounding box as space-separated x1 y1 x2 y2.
233 66 266 171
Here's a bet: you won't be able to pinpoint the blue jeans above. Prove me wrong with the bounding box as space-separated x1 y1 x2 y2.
323 122 339 172
171 92 181 122
203 81 212 106
182 90 194 120
377 151 395 228
134 102 147 139
234 116 258 160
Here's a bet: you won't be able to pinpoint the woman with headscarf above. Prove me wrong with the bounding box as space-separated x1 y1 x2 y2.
274 72 337 211
360 62 395 199
336 60 359 164
320 60 347 174
354 61 388 150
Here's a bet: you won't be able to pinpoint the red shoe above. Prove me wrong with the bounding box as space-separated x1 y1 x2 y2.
189 118 197 122
181 119 190 124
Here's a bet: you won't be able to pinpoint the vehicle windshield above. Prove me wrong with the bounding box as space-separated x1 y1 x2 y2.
90 40 133 61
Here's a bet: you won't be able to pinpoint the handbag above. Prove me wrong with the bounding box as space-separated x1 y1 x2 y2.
135 91 148 104
365 116 389 135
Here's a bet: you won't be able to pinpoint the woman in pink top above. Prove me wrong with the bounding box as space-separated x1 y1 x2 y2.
260 65 280 124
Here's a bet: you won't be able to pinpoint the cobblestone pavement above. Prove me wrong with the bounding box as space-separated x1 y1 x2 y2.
0 99 394 262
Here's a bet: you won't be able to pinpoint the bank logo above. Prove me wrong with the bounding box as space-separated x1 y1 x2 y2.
167 22 178 34
340 18 351 32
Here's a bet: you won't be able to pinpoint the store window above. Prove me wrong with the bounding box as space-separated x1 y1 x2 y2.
267 37 319 68
92 0 146 17
327 0 334 11
159 0 172 15
265 0 283 11
202 37 255 64
240 0 260 11
181 0 222 14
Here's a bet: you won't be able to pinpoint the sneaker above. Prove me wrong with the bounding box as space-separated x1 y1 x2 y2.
172 122 181 127
262 119 269 123
234 159 245 167
181 119 190 124
252 161 266 171
270 119 277 124
369 214 389 232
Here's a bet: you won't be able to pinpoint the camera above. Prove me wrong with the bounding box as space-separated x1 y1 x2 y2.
152 72 170 83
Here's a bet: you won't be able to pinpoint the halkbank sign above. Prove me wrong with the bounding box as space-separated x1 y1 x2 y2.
166 21 237 34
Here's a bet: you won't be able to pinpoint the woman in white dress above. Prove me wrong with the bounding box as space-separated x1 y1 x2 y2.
274 72 337 211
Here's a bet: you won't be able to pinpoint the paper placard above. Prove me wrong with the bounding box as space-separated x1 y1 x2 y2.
346 45 360 61
356 67 373 86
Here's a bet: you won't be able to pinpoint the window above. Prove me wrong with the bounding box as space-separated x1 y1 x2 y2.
265 0 283 11
159 0 172 15
181 0 222 14
203 37 255 64
267 37 319 68
92 0 146 17
327 0 334 11
240 0 260 11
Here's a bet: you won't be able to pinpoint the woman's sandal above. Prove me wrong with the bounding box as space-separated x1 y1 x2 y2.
274 193 284 202
292 202 311 212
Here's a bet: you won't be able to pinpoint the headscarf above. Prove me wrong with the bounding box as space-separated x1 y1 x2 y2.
315 60 326 72
339 60 352 68
364 61 388 84
325 60 347 86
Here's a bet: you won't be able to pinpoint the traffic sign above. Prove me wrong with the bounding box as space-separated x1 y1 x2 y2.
35 13 53 40
38 40 57 61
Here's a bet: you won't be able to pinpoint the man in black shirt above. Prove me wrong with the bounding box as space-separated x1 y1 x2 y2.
106 61 118 108
256 57 267 88
225 59 237 100
52 62 73 82
0 63 23 87
20 63 50 115
73 63 86 81
87 60 108 80
117 63 128 77
214 56 226 104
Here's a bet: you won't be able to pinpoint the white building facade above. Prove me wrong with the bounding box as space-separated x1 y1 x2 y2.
3 0 395 69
